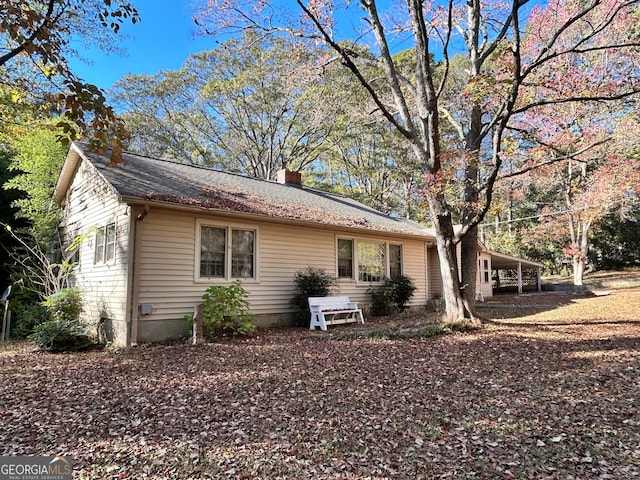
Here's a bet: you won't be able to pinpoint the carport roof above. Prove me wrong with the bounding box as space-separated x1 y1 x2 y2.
488 250 544 270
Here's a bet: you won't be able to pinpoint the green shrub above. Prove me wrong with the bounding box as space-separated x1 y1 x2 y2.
42 288 82 322
29 318 93 352
388 275 417 311
290 267 338 327
202 281 255 337
368 275 417 316
368 284 396 317
11 303 49 338
28 288 94 351
5 286 49 338
421 324 448 338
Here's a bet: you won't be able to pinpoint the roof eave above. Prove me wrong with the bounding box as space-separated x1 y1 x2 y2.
121 195 436 241
53 142 84 204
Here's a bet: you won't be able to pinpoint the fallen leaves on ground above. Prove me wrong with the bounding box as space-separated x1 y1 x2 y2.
1 289 639 479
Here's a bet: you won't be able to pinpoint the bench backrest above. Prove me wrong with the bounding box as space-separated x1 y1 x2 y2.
308 296 352 309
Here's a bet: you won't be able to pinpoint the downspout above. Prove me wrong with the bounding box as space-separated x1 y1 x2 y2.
128 205 150 346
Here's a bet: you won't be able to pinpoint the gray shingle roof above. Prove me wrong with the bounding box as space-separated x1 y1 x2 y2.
78 145 433 238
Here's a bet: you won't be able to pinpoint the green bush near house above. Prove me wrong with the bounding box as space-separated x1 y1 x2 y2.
29 288 94 352
368 275 417 316
29 318 94 352
41 288 82 322
368 283 396 317
201 281 255 337
290 267 338 327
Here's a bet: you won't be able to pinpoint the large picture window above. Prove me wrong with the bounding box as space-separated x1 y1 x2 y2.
199 224 256 280
94 223 116 264
338 238 404 283
358 241 385 282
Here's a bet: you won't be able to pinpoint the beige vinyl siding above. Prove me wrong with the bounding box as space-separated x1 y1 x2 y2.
61 158 130 343
134 208 432 333
136 211 197 320
398 238 428 305
427 246 443 298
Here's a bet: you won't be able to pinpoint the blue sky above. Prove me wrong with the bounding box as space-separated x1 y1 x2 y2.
69 1 532 93
69 1 401 93
69 0 214 91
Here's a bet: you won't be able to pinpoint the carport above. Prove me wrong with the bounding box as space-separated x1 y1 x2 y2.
489 251 544 294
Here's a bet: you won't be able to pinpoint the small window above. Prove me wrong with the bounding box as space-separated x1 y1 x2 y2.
358 241 385 282
105 224 116 262
94 228 105 264
337 239 354 278
94 223 116 264
389 244 402 279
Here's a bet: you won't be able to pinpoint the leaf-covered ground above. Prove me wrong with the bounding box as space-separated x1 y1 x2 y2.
1 288 639 479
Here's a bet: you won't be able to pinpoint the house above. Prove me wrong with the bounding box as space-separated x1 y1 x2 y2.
53 142 541 346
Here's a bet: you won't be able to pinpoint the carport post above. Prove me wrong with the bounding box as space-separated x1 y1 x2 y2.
517 262 523 294
537 266 542 292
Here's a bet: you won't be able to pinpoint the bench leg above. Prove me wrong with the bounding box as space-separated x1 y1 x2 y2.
318 313 328 331
309 312 320 330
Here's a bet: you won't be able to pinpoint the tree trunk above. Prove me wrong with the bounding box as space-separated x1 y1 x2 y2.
432 213 467 321
572 220 591 295
460 225 479 317
572 257 586 295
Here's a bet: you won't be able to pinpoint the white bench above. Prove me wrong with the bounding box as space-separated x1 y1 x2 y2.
308 296 365 331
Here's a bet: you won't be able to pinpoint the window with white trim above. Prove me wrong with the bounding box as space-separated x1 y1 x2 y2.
338 238 404 283
94 223 116 264
199 224 256 280
483 258 490 283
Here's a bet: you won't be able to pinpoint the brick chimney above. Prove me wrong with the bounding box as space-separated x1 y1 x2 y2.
276 168 302 186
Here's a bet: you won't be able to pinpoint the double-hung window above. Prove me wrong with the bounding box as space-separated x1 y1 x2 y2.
389 244 403 279
94 223 116 264
337 239 354 279
199 223 256 280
